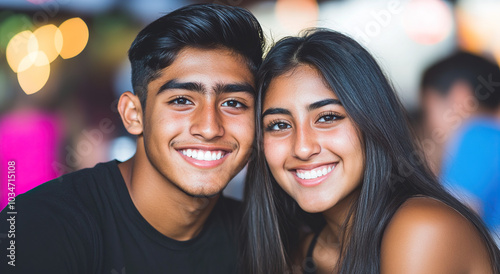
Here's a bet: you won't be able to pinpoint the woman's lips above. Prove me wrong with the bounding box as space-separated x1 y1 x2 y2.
292 163 337 187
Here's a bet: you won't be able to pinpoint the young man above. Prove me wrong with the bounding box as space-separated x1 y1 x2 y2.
420 51 500 245
0 4 264 273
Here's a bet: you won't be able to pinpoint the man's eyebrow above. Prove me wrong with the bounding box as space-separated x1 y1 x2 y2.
215 83 255 95
307 99 342 111
157 79 206 95
261 108 292 118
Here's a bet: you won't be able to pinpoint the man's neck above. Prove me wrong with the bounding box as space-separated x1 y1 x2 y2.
118 151 219 241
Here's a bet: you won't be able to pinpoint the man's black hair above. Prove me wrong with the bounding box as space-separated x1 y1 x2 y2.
421 51 500 110
128 3 265 109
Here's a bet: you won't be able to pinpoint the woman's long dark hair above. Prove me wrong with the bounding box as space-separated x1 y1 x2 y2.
240 29 500 273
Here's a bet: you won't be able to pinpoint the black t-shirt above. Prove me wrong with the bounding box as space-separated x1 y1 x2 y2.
0 161 241 274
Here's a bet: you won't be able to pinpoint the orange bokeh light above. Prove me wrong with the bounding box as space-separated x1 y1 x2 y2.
58 17 89 59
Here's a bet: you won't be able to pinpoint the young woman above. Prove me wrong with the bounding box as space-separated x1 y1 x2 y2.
241 29 500 273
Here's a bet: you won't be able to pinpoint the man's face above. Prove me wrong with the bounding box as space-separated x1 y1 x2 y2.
142 47 255 197
422 89 450 135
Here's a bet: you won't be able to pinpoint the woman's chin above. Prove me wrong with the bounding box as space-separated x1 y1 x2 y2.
297 198 332 214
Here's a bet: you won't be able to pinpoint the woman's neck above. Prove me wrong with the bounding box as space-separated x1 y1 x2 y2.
321 187 361 246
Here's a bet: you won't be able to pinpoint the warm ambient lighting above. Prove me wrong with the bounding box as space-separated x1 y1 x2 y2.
4 17 89 95
58 17 89 59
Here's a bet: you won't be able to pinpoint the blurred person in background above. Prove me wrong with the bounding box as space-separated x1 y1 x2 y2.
0 3 264 273
420 51 500 245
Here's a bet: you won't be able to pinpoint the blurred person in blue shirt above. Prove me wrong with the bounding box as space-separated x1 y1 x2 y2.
420 51 500 245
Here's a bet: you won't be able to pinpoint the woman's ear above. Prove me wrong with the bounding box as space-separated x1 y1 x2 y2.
118 91 144 135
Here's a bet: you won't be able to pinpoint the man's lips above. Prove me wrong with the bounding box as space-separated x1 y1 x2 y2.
179 148 227 161
175 145 232 168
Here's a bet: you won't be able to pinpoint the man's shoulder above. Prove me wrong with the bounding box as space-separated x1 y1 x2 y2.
17 160 117 201
4 160 119 224
0 162 120 273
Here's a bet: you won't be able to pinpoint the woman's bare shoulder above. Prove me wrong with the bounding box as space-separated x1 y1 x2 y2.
380 196 493 273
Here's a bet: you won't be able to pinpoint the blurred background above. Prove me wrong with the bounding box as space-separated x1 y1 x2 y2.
0 0 499 238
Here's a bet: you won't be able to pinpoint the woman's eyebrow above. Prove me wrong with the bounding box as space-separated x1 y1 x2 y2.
261 108 292 118
307 99 341 111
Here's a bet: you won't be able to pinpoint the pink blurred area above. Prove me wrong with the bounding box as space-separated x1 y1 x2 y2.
0 108 63 209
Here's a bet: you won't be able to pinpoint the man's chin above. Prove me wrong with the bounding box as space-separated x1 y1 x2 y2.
176 184 226 199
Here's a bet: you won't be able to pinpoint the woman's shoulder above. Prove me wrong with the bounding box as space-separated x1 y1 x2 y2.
380 196 493 273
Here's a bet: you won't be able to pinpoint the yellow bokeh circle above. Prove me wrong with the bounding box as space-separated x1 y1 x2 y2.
33 24 63 62
6 30 38 73
17 50 50 95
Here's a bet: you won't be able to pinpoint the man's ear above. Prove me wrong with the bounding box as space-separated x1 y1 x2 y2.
118 91 144 135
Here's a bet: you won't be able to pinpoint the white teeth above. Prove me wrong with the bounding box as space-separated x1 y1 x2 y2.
304 172 311 179
196 151 204 160
203 151 210 161
181 149 225 161
296 165 335 180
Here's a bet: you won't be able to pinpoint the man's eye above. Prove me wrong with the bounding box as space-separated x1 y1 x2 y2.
222 100 246 108
169 97 193 105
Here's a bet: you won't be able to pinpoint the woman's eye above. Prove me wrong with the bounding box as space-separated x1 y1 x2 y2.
317 113 344 123
222 100 246 109
170 97 193 105
267 122 291 131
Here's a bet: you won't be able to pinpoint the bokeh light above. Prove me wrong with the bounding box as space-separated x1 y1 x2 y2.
17 50 50 95
456 0 500 64
6 30 38 73
275 0 319 34
456 8 485 55
402 0 453 45
58 17 89 59
33 24 63 62
4 16 89 95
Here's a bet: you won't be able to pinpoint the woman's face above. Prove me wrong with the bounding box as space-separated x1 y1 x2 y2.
262 65 365 213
